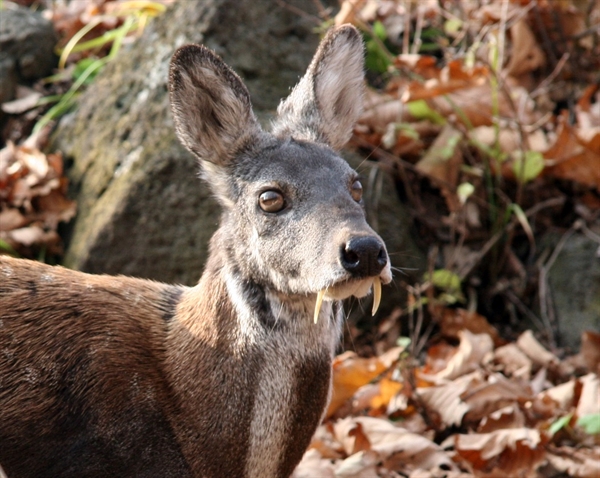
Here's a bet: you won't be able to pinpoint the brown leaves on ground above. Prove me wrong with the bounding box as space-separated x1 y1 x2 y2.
0 130 75 258
294 323 600 477
346 0 600 215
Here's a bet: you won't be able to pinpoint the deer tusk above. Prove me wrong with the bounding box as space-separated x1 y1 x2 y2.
314 289 326 324
371 277 381 316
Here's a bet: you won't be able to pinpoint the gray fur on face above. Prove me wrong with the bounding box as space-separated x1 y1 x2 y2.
169 25 391 298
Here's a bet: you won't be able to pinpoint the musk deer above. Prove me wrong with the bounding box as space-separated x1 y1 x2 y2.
0 25 391 477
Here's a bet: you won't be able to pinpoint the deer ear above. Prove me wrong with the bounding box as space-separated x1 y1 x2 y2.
272 25 365 151
169 45 261 166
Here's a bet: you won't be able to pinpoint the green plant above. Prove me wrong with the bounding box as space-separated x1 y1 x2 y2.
33 1 167 133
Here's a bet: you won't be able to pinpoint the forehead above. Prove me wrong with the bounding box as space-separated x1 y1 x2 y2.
236 138 356 186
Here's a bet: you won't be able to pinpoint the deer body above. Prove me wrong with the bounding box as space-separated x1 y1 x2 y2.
0 26 391 477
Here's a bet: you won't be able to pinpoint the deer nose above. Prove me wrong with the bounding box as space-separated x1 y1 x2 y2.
340 236 387 278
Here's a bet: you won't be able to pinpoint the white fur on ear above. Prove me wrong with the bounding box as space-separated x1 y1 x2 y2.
272 25 365 150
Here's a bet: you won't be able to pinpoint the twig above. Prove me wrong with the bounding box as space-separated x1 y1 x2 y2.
503 288 546 336
457 196 566 280
402 0 411 55
531 53 570 99
274 0 323 24
411 2 424 55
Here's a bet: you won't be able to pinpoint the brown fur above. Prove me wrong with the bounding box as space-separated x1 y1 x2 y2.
0 257 190 476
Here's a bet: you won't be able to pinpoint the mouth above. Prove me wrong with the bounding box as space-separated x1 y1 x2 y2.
313 275 385 324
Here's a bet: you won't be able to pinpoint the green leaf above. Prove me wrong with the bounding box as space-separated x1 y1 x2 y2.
364 21 392 74
430 269 462 291
0 239 19 257
424 269 465 305
407 100 446 125
509 203 534 244
396 336 412 349
73 58 102 84
365 40 391 74
549 413 573 435
444 18 463 36
457 182 475 205
512 150 545 184
372 20 387 41
577 414 600 435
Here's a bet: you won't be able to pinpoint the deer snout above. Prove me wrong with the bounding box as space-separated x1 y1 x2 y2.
340 236 387 278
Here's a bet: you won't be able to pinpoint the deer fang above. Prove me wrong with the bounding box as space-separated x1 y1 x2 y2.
371 277 381 316
314 289 326 324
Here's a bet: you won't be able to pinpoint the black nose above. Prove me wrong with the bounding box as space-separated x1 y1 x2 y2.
340 236 387 277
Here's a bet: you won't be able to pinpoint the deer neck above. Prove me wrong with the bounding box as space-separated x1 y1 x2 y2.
165 248 343 477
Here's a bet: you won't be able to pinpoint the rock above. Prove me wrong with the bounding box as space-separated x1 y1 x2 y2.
53 0 337 285
0 5 57 105
546 228 600 351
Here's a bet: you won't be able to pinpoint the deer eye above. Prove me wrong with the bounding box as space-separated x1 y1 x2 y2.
350 180 363 202
259 190 285 213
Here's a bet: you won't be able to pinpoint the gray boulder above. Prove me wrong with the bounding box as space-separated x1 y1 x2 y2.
546 228 600 351
0 5 57 105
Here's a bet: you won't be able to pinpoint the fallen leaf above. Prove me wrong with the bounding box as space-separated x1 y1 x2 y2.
576 374 599 419
0 209 27 231
546 446 600 478
437 307 504 347
504 20 545 79
336 416 456 472
516 330 558 368
462 373 531 426
478 405 526 433
334 449 379 477
418 371 483 427
454 428 546 475
581 331 600 374
543 115 600 191
1 89 43 115
292 449 335 478
539 379 576 411
327 347 403 418
493 343 532 379
416 124 463 211
432 330 494 381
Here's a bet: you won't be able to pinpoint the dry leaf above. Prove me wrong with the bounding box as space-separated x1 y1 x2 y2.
334 450 379 478
292 449 335 478
576 373 599 419
418 371 483 427
462 373 531 426
328 348 403 417
433 330 494 381
493 343 532 379
546 446 600 478
454 428 546 476
516 330 558 367
438 307 504 347
543 115 600 190
581 331 600 374
504 20 545 79
478 405 526 433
